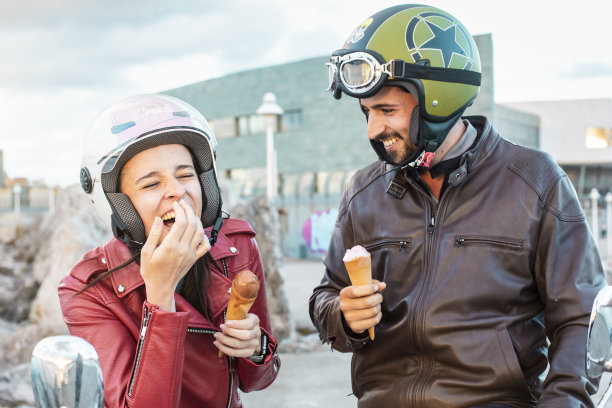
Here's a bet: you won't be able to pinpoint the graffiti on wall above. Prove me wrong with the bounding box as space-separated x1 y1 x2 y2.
301 208 339 253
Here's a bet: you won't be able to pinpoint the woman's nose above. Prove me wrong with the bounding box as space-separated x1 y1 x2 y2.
165 177 186 199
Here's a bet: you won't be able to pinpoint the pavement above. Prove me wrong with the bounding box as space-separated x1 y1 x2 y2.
240 257 612 407
241 257 356 407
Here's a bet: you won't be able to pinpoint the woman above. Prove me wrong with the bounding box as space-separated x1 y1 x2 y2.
58 94 280 408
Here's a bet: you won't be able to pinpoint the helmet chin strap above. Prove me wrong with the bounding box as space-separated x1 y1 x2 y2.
208 216 223 246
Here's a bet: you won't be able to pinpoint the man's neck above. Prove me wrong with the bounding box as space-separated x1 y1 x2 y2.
429 120 467 167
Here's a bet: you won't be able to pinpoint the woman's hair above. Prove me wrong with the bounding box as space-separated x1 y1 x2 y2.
76 249 214 321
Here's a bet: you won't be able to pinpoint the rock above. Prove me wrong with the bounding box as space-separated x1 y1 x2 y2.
29 185 110 332
0 324 56 368
0 216 40 323
230 196 292 341
0 363 35 408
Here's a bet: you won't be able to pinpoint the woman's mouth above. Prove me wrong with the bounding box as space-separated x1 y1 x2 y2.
161 211 176 227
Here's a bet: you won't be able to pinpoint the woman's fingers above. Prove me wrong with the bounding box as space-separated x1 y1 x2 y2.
214 315 261 357
195 233 211 259
177 199 198 246
141 217 163 258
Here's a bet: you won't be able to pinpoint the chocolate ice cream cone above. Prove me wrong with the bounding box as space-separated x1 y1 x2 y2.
219 270 260 357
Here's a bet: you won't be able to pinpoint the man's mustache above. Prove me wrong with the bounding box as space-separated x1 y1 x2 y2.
373 131 402 143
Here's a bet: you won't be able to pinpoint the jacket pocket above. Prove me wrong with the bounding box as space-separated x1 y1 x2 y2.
496 327 535 400
363 238 412 252
455 235 523 250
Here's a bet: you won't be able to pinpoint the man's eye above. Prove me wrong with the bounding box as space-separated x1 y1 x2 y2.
360 106 369 118
179 173 195 179
142 182 159 189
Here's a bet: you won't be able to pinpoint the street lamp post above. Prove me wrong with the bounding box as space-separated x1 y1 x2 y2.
591 188 601 248
13 184 22 215
256 92 283 201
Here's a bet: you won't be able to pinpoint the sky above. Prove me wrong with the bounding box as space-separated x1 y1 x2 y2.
1 0 611 187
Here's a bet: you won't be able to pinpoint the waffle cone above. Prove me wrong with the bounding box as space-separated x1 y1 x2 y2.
344 254 375 340
219 270 259 357
225 290 257 322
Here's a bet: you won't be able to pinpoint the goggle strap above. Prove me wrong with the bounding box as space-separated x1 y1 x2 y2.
388 60 481 87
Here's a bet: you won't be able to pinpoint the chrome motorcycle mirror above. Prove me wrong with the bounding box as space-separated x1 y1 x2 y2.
30 335 104 408
587 286 612 378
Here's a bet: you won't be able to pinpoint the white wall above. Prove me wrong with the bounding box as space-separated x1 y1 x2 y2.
501 98 612 164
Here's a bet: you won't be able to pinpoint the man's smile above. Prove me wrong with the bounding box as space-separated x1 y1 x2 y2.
382 137 399 150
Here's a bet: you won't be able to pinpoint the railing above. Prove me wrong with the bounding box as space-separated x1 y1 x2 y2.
582 188 612 260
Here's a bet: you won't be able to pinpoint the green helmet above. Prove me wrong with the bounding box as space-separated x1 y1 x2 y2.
327 4 481 167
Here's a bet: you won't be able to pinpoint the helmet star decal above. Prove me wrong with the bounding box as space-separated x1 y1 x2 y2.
419 22 466 68
405 11 475 70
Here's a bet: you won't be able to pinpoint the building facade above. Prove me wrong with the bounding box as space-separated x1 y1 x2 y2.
503 98 612 198
165 34 541 258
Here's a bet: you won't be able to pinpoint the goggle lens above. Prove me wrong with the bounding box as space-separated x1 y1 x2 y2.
340 60 374 89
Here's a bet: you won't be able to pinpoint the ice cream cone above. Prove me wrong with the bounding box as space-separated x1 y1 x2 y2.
218 270 260 357
343 247 375 340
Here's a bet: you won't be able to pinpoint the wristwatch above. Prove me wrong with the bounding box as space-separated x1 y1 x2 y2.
247 332 268 364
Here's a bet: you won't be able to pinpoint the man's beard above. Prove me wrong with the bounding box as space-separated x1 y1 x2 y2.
373 132 417 165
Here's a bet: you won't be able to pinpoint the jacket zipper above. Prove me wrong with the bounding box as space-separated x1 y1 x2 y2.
221 258 229 321
364 239 412 252
220 258 233 408
128 306 153 397
226 355 234 408
187 327 217 334
455 236 523 249
410 179 455 406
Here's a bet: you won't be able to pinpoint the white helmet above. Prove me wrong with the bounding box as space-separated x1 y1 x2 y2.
79 94 223 248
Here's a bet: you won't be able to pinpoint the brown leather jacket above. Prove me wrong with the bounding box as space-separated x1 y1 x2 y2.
59 218 280 408
309 117 606 407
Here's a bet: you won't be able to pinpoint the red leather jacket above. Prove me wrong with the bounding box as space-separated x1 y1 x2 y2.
58 218 280 408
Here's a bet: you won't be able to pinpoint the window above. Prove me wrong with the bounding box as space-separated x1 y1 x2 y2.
209 117 236 139
281 110 302 131
585 127 612 149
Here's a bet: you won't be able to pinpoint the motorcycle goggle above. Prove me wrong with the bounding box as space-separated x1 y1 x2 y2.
326 51 390 99
326 49 482 100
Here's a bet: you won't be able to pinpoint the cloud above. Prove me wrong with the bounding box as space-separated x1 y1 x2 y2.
0 1 289 92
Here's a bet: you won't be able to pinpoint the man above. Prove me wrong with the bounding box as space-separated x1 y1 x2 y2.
309 4 607 407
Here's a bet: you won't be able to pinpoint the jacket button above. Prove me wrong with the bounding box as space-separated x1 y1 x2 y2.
230 247 237 253
101 257 107 264
117 284 125 293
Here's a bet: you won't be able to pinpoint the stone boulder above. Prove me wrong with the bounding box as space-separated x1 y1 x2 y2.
29 185 110 332
229 196 292 341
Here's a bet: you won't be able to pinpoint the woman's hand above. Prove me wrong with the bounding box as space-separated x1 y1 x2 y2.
214 313 262 358
140 199 210 312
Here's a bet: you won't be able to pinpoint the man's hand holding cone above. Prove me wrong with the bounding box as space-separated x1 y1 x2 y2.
341 245 385 340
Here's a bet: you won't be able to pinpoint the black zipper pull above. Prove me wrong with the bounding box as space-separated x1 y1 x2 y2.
427 217 435 233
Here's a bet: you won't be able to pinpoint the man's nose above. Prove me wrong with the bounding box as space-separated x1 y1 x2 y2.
367 114 386 140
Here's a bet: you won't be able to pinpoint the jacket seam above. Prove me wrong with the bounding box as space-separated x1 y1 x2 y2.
337 162 395 221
